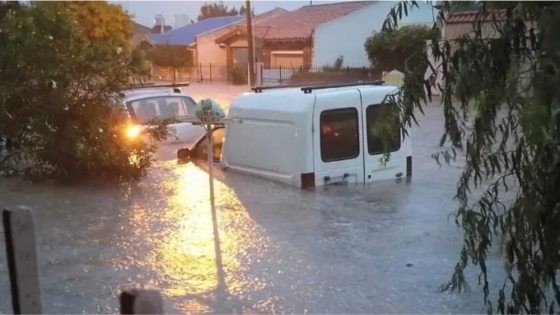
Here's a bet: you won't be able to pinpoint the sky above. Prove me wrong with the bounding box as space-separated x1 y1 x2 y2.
110 0 335 27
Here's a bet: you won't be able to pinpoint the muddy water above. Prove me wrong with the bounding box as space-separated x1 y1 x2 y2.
0 88 505 314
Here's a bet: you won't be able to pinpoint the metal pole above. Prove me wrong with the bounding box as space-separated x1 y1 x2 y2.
246 0 255 87
206 124 215 212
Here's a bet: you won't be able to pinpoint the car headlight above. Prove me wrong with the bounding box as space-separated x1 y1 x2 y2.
126 125 142 139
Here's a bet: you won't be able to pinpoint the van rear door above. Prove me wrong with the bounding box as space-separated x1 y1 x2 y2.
359 89 410 183
313 90 365 186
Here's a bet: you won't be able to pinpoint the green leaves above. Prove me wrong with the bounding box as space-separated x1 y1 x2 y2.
197 1 246 21
0 4 161 183
382 1 560 313
364 23 434 75
143 44 194 69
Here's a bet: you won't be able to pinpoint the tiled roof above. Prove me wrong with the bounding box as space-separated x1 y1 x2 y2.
254 7 289 23
202 7 288 39
133 22 151 34
254 1 373 42
446 9 507 24
131 22 151 46
148 15 245 45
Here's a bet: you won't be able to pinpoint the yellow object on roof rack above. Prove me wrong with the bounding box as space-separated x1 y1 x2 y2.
382 70 404 86
123 81 190 91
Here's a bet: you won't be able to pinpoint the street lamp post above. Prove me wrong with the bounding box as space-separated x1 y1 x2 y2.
246 0 256 87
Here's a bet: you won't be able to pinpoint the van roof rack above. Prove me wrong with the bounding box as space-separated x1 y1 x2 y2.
251 83 315 93
301 80 384 93
123 81 190 92
251 81 384 94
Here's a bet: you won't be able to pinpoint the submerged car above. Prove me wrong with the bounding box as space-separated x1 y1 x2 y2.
118 82 207 148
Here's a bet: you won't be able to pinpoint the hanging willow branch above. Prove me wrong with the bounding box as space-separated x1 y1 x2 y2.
382 1 560 314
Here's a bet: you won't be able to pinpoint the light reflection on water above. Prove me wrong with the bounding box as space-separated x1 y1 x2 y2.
126 161 274 312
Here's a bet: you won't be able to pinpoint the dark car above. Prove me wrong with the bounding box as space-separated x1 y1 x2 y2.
177 126 225 163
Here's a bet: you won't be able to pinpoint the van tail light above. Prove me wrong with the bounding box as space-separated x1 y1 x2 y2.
301 173 315 189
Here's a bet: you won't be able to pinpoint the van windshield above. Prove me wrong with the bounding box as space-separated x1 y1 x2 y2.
125 96 197 124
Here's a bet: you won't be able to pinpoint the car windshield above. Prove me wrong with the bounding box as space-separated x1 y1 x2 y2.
125 96 197 124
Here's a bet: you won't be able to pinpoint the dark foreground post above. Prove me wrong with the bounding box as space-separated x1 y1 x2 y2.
2 207 43 314
120 289 164 314
206 123 216 213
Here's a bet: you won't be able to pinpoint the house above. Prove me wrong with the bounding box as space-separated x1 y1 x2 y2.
442 9 513 43
214 1 436 70
434 9 534 96
131 22 151 47
195 7 288 68
136 8 286 67
313 1 437 68
137 15 245 49
134 16 245 81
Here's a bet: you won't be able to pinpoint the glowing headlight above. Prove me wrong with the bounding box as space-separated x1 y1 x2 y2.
126 125 142 139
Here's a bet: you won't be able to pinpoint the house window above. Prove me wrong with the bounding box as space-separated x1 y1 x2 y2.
320 108 360 162
366 103 401 155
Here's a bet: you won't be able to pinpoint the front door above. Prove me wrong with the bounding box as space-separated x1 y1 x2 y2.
313 90 364 186
359 89 409 183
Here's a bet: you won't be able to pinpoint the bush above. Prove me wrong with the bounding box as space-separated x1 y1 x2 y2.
231 66 248 85
0 4 170 182
364 25 435 75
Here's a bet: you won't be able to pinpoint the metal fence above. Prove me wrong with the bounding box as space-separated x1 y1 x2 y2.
150 63 248 85
149 63 382 87
259 65 383 87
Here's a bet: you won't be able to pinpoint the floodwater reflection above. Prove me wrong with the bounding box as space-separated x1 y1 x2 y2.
126 161 273 312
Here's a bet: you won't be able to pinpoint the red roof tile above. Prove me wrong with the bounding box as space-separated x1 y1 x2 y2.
254 1 373 42
446 9 507 24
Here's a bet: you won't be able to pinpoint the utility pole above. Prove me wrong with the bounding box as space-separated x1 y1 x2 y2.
245 0 256 87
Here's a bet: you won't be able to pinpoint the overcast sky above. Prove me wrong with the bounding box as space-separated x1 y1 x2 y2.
110 1 336 27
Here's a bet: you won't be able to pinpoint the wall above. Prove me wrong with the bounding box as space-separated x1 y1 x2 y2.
195 25 237 66
313 1 437 68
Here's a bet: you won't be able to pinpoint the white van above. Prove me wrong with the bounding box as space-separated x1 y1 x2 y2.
186 82 412 189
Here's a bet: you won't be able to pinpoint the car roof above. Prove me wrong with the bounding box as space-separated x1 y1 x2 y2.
119 89 195 103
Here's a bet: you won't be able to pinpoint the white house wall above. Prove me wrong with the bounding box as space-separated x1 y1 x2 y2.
313 1 438 68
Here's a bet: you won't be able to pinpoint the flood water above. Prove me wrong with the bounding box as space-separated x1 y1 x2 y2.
0 85 505 314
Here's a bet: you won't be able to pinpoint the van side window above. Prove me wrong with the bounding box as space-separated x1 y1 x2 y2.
366 103 401 155
320 108 360 162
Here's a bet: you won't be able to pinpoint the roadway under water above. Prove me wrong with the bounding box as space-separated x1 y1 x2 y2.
0 86 506 314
